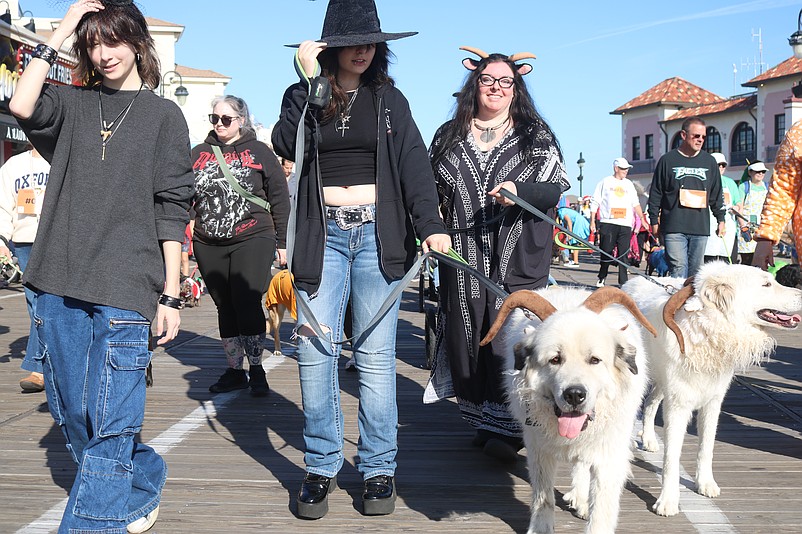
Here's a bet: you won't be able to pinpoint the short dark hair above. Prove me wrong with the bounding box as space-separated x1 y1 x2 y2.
681 117 706 132
73 3 160 88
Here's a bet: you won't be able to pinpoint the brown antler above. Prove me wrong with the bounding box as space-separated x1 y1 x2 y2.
661 277 695 355
508 52 537 62
479 290 557 346
582 287 658 338
459 46 490 59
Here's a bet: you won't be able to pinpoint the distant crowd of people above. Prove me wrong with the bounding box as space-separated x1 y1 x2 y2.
2 0 799 532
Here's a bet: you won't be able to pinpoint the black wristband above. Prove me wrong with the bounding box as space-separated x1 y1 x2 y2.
32 44 59 66
158 293 184 310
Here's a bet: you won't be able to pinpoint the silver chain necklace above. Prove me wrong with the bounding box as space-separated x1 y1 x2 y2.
335 87 360 137
98 83 144 161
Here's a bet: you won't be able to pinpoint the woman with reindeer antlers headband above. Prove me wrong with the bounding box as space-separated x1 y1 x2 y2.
9 0 193 531
425 46 570 462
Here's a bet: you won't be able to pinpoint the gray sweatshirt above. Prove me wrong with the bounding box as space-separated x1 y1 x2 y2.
18 83 194 321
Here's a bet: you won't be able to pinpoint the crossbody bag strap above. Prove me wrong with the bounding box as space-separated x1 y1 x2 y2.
211 145 271 213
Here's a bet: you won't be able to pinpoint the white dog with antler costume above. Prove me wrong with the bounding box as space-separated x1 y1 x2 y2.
622 262 802 517
481 286 656 534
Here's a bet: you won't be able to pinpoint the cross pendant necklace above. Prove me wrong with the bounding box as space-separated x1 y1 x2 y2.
335 87 359 138
101 127 112 160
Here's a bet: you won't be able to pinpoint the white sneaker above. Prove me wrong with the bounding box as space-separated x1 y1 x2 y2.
566 261 579 267
595 279 605 288
127 506 159 533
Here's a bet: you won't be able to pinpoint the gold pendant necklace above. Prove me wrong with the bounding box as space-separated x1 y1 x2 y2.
98 83 144 161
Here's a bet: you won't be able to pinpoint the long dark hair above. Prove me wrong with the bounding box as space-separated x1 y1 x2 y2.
430 54 560 167
72 3 160 88
317 42 395 123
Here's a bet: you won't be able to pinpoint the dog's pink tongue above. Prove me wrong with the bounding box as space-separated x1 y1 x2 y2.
558 413 588 439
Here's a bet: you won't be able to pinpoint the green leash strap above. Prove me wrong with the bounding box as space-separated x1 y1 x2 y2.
211 145 271 213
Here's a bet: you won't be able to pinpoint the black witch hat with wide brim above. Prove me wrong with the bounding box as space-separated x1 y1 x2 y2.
287 0 417 48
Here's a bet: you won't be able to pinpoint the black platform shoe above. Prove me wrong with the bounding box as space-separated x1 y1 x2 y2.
296 473 337 519
362 475 396 516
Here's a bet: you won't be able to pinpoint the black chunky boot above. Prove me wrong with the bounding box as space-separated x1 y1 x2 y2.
297 473 337 519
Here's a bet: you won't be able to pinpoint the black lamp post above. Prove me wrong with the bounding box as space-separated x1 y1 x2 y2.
22 10 35 33
577 152 586 197
0 2 11 26
159 70 188 106
791 8 802 98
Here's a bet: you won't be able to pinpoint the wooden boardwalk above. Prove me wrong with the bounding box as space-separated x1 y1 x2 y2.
1 259 802 533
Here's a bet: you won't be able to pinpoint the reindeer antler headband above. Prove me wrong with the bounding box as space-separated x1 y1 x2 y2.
460 46 537 76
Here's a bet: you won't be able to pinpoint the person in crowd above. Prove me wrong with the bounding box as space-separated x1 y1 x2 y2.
272 0 450 519
704 152 742 263
737 160 769 266
752 119 802 270
648 117 726 278
280 157 297 204
557 203 589 266
424 46 569 463
590 157 646 287
192 95 289 398
0 145 50 393
9 1 194 531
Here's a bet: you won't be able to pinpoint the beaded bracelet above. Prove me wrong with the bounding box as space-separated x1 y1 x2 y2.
32 44 59 66
158 293 184 310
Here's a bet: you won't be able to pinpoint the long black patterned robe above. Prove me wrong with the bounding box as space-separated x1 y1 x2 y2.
424 124 569 437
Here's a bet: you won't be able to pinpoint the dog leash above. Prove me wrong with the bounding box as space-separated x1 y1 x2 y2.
497 188 681 295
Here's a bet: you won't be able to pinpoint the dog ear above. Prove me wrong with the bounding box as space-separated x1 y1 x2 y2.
614 343 638 375
700 277 735 313
513 341 533 371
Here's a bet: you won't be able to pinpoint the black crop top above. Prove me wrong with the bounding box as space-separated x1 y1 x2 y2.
318 88 377 187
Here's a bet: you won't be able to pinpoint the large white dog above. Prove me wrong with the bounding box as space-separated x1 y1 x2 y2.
623 262 802 517
481 286 656 534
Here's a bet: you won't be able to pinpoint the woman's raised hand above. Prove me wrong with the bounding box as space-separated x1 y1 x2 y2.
297 40 328 79
58 0 104 38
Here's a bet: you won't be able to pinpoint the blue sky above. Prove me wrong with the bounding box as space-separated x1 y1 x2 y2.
24 0 802 195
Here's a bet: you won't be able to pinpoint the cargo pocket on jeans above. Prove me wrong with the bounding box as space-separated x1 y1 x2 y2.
98 342 151 437
73 453 133 521
33 314 65 426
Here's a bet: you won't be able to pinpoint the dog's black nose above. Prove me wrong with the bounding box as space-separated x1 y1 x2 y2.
563 386 587 407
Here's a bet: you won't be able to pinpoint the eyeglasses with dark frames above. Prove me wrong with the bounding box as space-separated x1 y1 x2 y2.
478 74 515 89
209 114 239 127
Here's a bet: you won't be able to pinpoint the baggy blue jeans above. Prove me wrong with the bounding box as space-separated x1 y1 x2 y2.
663 233 708 278
13 243 42 373
295 219 401 480
35 293 166 533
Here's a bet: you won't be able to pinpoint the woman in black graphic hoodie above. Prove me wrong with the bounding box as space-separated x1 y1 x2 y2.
191 95 290 397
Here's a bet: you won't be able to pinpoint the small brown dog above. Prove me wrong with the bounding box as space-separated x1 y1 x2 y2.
264 269 296 356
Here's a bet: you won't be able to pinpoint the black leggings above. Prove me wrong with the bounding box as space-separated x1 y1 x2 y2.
193 237 275 338
597 222 632 285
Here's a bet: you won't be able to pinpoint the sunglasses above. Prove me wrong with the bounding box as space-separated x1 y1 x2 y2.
209 114 239 127
683 131 706 140
718 163 727 168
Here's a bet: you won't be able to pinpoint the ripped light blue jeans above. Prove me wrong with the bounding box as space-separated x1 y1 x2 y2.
35 293 166 533
295 219 401 480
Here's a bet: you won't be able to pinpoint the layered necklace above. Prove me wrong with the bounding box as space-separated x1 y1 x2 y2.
335 87 360 137
473 114 510 144
98 82 144 161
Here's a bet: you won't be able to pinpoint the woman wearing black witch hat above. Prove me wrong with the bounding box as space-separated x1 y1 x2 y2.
10 1 193 532
273 0 450 520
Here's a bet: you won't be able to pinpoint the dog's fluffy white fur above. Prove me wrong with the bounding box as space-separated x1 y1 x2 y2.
491 286 652 534
623 262 802 517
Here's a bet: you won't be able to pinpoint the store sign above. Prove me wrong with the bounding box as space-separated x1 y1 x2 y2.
17 44 77 86
1 122 27 143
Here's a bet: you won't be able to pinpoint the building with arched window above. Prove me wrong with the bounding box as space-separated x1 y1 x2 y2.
612 57 802 192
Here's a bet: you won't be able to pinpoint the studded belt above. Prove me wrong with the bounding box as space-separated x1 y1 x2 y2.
326 204 376 230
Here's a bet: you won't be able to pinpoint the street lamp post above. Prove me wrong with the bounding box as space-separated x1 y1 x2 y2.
159 70 188 106
790 8 802 98
577 152 586 197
